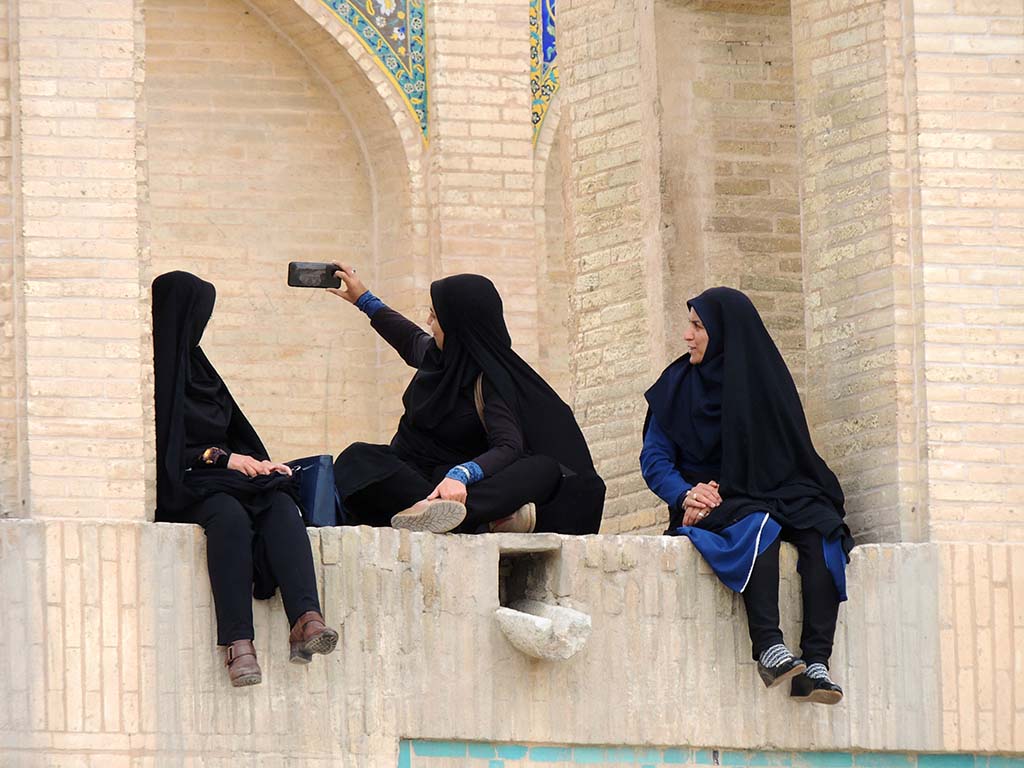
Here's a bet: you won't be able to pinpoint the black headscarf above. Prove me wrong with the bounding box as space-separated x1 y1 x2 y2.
644 287 851 550
152 271 293 521
400 274 605 531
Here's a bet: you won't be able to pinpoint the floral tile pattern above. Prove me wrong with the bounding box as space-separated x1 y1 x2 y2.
530 0 558 142
317 0 428 141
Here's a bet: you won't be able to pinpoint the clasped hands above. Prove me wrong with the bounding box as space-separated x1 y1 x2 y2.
682 480 721 526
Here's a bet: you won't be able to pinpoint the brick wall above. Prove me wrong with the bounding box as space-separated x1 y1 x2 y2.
913 0 1024 543
143 0 380 461
559 0 667 534
4 520 1021 761
791 0 911 543
16 0 147 519
0 0 22 517
428 0 540 367
655 0 806 389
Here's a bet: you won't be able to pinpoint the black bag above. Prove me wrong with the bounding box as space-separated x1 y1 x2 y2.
287 454 344 527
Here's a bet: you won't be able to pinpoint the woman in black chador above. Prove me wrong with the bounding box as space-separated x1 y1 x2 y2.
152 271 337 687
330 265 605 535
640 287 853 704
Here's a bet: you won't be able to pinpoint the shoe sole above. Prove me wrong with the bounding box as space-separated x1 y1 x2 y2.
792 688 843 705
289 627 340 665
391 501 467 533
761 661 807 689
231 672 262 687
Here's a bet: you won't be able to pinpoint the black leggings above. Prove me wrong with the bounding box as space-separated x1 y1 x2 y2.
188 491 321 646
344 453 562 532
741 526 840 666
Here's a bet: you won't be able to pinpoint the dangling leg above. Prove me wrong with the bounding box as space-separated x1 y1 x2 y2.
188 493 261 687
787 527 843 704
742 535 806 688
257 491 338 664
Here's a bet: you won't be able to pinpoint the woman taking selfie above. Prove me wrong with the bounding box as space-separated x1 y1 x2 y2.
330 265 605 535
641 287 852 704
152 271 337 687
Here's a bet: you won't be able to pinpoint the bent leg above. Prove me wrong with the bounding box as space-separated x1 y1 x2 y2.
741 535 784 661
338 444 433 526
787 527 840 666
461 455 562 530
257 492 322 627
188 493 255 646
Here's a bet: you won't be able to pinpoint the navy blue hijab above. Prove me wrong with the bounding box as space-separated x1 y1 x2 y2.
644 287 851 551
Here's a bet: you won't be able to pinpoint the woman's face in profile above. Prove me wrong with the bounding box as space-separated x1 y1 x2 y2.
427 305 445 350
684 307 709 364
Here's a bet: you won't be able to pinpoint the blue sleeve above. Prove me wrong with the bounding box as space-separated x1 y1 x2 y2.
446 461 484 486
640 415 692 509
355 290 385 318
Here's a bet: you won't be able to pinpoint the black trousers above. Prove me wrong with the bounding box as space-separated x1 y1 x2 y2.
189 491 322 646
344 453 562 531
741 526 840 666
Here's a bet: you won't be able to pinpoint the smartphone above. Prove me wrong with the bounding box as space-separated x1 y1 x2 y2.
287 262 342 289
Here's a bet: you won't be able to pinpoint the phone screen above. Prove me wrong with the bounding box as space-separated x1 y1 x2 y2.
287 262 341 289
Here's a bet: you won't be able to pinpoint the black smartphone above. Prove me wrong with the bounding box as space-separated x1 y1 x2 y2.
287 262 342 289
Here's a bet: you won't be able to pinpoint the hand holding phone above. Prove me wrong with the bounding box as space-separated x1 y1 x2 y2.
326 263 369 305
287 262 342 289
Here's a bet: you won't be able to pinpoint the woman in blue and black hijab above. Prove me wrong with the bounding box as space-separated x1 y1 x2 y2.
640 287 853 705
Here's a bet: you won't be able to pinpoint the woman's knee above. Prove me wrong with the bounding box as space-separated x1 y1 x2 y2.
198 494 251 535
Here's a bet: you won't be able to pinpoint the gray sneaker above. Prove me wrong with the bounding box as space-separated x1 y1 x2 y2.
390 499 467 533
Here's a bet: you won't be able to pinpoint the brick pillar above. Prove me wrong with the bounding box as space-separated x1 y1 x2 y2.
427 0 540 364
16 0 148 518
558 0 666 532
791 0 926 542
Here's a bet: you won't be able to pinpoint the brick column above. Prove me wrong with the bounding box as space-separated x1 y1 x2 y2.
558 0 666 532
791 0 926 542
427 0 540 364
16 0 148 518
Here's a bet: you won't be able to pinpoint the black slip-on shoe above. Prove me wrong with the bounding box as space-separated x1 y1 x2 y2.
790 672 844 704
757 657 807 688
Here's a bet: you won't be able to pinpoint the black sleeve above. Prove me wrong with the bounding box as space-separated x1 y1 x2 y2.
370 306 438 369
470 378 526 477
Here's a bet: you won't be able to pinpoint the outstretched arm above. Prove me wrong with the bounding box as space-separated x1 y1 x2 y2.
327 263 436 369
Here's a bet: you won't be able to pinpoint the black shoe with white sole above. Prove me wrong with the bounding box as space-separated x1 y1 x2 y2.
757 656 807 688
790 664 844 705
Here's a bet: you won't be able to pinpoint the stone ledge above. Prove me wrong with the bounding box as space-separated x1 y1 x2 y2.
0 520 1019 762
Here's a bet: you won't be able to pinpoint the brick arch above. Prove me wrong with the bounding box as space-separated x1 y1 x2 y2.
244 0 432 433
532 98 574 404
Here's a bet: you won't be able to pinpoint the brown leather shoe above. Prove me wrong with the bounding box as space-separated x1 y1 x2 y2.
489 503 537 533
225 640 261 687
288 610 339 664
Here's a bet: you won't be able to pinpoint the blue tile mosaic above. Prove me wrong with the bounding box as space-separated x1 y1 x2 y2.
530 0 558 142
314 0 428 140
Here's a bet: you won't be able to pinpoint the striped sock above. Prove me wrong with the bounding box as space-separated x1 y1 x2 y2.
758 643 794 668
805 662 831 681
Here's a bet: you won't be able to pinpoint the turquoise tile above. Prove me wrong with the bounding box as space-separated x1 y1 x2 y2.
605 747 637 762
750 753 792 767
721 751 749 766
531 746 574 762
573 747 608 764
413 741 468 758
498 745 531 761
695 751 717 765
398 741 412 768
854 755 913 767
986 758 1024 768
663 749 692 764
635 751 663 763
918 757 975 768
469 744 498 759
796 754 853 768
490 762 506 768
